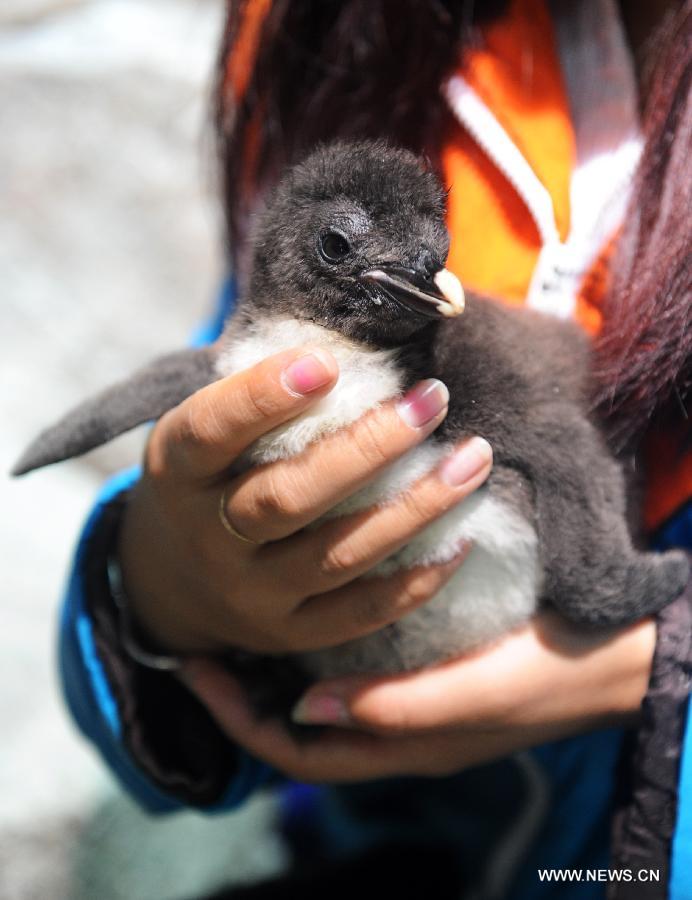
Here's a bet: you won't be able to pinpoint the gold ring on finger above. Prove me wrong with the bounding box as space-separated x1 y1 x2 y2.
218 485 264 545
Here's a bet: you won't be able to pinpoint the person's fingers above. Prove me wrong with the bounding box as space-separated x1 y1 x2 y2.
223 379 451 543
265 436 492 599
178 658 449 781
284 549 470 652
148 347 339 480
291 637 527 734
196 432 487 651
290 613 656 734
178 658 388 781
179 658 572 781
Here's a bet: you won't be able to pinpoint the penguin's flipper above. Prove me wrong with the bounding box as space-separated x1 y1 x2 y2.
12 346 219 475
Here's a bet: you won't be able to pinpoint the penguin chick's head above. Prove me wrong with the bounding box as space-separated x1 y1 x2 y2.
247 141 464 347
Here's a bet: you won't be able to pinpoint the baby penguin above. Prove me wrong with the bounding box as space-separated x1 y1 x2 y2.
14 141 688 682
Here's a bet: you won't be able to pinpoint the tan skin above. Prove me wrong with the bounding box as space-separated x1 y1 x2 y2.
119 0 674 783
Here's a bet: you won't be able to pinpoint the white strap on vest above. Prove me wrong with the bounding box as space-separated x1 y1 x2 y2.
444 0 641 320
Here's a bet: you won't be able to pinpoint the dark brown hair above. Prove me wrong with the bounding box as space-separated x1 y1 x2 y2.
215 0 691 447
593 2 691 447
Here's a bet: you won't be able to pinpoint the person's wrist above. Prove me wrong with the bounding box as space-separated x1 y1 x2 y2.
540 612 657 728
602 618 657 723
116 482 219 656
106 550 183 671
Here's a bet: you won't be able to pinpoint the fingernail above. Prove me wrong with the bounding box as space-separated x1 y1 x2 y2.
440 437 493 486
283 352 334 395
291 693 351 726
397 379 449 429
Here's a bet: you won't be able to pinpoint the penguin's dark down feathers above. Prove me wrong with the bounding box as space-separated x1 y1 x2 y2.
14 141 689 709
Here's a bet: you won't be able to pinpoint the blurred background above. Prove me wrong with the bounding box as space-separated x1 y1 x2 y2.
1 2 285 897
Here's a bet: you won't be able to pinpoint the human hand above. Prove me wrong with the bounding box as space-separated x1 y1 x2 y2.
179 613 655 783
117 344 492 655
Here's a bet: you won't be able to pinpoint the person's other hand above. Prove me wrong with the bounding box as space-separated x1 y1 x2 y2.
118 344 491 655
179 613 655 783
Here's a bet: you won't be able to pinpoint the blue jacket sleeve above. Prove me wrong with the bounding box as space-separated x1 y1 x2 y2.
58 280 273 814
656 502 692 900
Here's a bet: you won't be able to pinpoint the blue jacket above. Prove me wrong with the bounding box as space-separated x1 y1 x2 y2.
58 282 692 899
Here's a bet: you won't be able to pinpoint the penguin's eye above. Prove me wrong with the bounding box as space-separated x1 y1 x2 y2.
319 231 350 263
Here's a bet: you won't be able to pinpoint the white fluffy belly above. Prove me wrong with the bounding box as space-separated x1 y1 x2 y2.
217 318 541 675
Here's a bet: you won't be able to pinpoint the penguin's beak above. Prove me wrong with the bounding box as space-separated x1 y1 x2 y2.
360 265 465 319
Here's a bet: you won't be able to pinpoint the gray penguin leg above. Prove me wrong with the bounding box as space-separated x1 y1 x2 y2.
523 408 689 626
